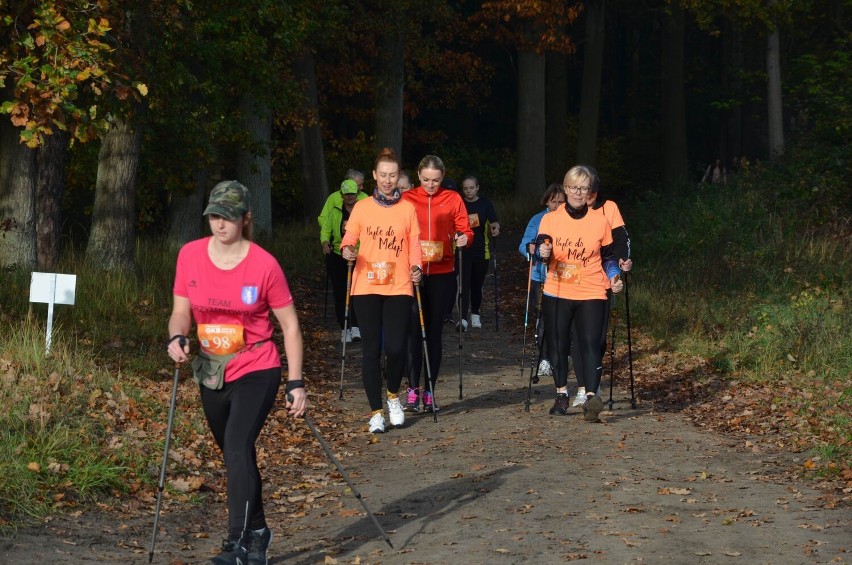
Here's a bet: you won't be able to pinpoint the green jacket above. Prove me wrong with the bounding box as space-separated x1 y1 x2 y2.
317 190 368 256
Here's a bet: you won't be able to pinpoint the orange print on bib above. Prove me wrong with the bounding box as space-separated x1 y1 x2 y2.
553 262 581 284
198 324 245 355
420 241 444 263
367 261 396 285
468 213 480 228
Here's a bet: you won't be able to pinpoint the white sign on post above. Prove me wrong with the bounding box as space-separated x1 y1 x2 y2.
29 272 77 354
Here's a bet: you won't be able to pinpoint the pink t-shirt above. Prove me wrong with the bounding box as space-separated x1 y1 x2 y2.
173 237 294 382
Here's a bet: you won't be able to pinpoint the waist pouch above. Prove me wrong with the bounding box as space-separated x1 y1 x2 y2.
191 350 235 390
190 339 271 390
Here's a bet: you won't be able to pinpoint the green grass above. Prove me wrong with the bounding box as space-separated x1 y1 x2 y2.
626 147 851 468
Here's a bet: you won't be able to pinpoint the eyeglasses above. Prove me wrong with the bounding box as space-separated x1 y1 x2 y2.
564 185 591 195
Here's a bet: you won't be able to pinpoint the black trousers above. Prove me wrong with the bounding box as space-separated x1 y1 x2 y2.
409 272 456 392
542 295 607 392
353 294 411 410
327 252 358 329
201 367 281 537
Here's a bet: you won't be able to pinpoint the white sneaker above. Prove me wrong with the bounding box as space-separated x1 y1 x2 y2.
470 314 482 328
342 328 353 344
350 326 361 342
456 319 468 333
387 397 405 426
538 359 552 376
572 390 587 407
368 412 385 433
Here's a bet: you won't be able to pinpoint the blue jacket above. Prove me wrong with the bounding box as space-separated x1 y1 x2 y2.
519 208 549 282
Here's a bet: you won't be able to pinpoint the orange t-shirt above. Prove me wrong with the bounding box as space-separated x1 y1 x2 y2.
340 197 422 297
591 200 625 290
539 206 613 300
596 200 624 230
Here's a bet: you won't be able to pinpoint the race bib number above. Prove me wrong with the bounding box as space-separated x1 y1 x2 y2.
197 324 245 355
367 261 396 285
420 240 444 263
553 262 581 284
468 213 480 228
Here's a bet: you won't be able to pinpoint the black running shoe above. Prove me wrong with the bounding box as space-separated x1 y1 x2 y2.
245 527 272 565
208 537 247 565
549 393 570 415
584 394 604 422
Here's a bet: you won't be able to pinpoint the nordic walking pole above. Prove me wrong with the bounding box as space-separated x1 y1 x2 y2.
338 256 355 400
607 292 617 410
519 252 534 384
524 235 550 412
456 232 464 400
149 336 186 563
414 276 438 422
624 272 636 408
492 235 499 332
288 394 394 548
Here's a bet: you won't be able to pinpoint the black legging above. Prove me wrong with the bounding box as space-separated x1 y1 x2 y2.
528 280 549 363
461 249 489 318
327 252 358 329
201 367 281 538
409 272 456 392
353 294 411 411
542 295 607 392
571 289 613 388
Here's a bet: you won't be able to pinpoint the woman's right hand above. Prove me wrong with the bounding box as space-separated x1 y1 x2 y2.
321 241 332 255
341 245 357 262
539 242 552 259
167 336 190 364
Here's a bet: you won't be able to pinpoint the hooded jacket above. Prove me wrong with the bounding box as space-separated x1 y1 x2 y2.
402 186 474 275
317 190 368 256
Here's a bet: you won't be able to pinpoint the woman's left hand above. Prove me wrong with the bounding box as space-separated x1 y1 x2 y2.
490 223 500 237
619 258 633 272
286 386 308 417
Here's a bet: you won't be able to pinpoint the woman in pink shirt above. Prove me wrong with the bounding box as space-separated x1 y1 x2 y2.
166 181 306 565
341 148 423 433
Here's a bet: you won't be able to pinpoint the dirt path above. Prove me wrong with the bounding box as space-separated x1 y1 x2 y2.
2 233 849 564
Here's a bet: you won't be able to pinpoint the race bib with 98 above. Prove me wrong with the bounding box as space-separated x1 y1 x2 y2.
197 324 246 355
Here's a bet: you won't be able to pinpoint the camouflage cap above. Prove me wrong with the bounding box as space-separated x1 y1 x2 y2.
203 180 250 220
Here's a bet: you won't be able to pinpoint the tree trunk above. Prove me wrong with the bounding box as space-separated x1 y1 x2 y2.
86 117 142 271
36 129 69 270
660 4 688 189
724 20 744 162
545 52 569 182
0 117 37 269
168 167 208 245
294 50 330 221
374 23 405 162
766 21 784 158
515 50 546 199
576 0 606 166
235 94 273 236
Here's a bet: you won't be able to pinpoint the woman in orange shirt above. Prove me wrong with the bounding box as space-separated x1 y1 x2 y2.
341 148 423 433
537 165 623 422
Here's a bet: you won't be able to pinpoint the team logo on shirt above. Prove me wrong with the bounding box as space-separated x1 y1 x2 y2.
241 286 258 305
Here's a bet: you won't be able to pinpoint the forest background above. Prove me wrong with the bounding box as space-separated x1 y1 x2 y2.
0 0 849 522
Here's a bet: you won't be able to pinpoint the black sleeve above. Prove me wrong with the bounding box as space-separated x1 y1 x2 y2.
611 225 630 261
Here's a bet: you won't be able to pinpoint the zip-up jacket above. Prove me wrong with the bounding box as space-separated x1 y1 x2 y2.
317 190 368 256
402 186 473 275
